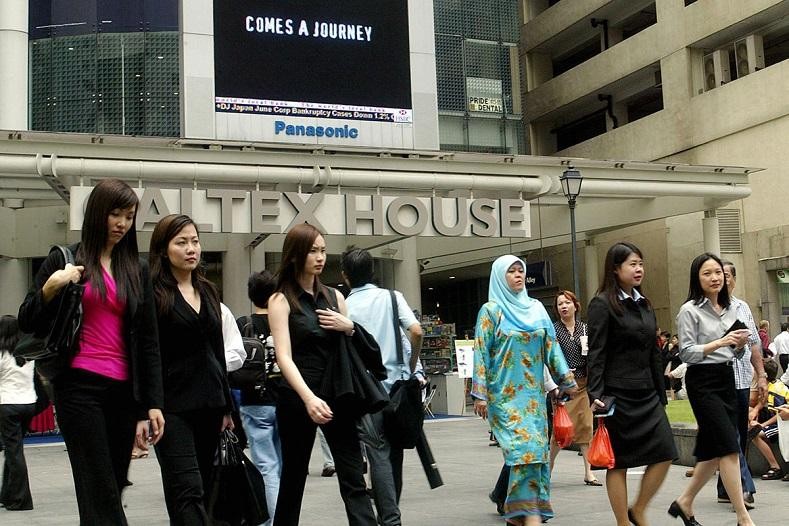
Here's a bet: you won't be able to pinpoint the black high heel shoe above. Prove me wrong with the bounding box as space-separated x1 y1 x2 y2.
668 500 702 526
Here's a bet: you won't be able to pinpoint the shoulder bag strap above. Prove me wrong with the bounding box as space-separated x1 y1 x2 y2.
242 315 256 338
54 245 75 267
390 290 404 367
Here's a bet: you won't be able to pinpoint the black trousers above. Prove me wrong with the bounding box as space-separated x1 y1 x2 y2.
0 403 36 510
274 390 376 525
780 354 789 374
155 408 224 526
53 368 137 526
491 463 510 504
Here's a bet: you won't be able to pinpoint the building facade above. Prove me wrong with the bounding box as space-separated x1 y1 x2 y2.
0 0 757 330
521 0 789 331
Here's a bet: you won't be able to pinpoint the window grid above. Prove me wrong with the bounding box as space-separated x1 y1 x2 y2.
30 31 180 137
434 0 524 153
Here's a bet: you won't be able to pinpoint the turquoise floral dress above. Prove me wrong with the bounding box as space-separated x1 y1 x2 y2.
472 301 574 523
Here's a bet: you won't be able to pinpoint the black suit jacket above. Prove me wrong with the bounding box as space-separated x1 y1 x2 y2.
18 243 164 419
157 290 232 413
586 293 666 406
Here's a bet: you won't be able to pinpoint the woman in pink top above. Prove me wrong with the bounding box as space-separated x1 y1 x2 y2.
18 179 165 526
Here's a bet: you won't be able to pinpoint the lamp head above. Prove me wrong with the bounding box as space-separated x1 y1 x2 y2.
560 167 583 201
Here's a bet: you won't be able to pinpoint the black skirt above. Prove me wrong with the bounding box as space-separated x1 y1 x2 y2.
685 363 739 461
603 387 677 469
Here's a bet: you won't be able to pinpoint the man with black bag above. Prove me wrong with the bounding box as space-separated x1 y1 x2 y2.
342 247 424 526
231 270 282 526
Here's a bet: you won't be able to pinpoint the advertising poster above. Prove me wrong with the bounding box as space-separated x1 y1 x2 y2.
455 339 475 379
214 0 412 124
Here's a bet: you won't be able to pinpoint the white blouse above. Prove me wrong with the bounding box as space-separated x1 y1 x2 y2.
0 351 36 405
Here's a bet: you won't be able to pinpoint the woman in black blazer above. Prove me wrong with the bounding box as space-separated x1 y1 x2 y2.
18 179 164 525
149 214 234 525
587 242 676 526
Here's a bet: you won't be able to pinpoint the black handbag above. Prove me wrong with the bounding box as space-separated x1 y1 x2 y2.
207 429 269 526
14 246 83 380
383 290 424 449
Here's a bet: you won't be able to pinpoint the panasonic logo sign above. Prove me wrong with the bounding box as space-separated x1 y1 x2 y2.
274 120 359 139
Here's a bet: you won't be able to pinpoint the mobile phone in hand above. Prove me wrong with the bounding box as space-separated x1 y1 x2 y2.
594 395 616 417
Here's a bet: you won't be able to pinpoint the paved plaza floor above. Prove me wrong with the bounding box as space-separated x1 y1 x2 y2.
2 417 787 525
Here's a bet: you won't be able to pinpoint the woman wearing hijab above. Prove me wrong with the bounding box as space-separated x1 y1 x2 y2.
472 255 577 525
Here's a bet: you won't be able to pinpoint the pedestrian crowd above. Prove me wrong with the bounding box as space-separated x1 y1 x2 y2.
1 179 788 526
472 244 789 526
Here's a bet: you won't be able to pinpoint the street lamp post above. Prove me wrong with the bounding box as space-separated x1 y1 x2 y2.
560 167 583 299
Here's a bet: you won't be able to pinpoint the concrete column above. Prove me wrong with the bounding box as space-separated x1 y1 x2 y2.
529 121 556 155
0 258 29 316
0 0 29 130
393 237 421 312
656 0 685 22
523 0 549 22
702 210 720 255
250 243 266 274
222 236 251 316
527 52 553 90
584 242 600 305
661 49 694 109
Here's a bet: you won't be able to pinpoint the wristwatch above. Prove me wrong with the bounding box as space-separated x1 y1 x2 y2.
758 372 768 379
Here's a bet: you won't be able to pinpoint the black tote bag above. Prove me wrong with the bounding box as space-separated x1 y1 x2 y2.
14 245 83 380
382 290 424 449
207 429 269 526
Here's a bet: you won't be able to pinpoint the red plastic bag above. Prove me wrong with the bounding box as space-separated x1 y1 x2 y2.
588 419 615 469
552 403 575 448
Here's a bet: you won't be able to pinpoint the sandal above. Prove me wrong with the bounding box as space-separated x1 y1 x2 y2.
584 478 603 486
761 467 783 480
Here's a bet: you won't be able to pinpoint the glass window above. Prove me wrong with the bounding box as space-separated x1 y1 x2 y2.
436 34 465 112
434 0 524 153
29 0 179 137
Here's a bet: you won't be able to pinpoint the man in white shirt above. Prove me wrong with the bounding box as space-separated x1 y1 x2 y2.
773 323 789 372
342 247 423 526
718 261 767 508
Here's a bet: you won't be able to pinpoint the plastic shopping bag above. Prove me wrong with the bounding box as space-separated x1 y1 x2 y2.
588 418 615 469
552 403 575 448
777 415 789 462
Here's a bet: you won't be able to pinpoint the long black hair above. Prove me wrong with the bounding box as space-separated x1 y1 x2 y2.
0 315 19 355
275 223 331 313
596 242 650 315
149 214 221 318
77 178 141 301
685 252 730 308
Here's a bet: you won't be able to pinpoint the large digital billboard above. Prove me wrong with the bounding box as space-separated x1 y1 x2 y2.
182 0 437 149
214 0 412 125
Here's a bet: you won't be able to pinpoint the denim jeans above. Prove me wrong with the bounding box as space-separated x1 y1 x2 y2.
318 427 335 467
241 404 281 526
363 410 402 526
